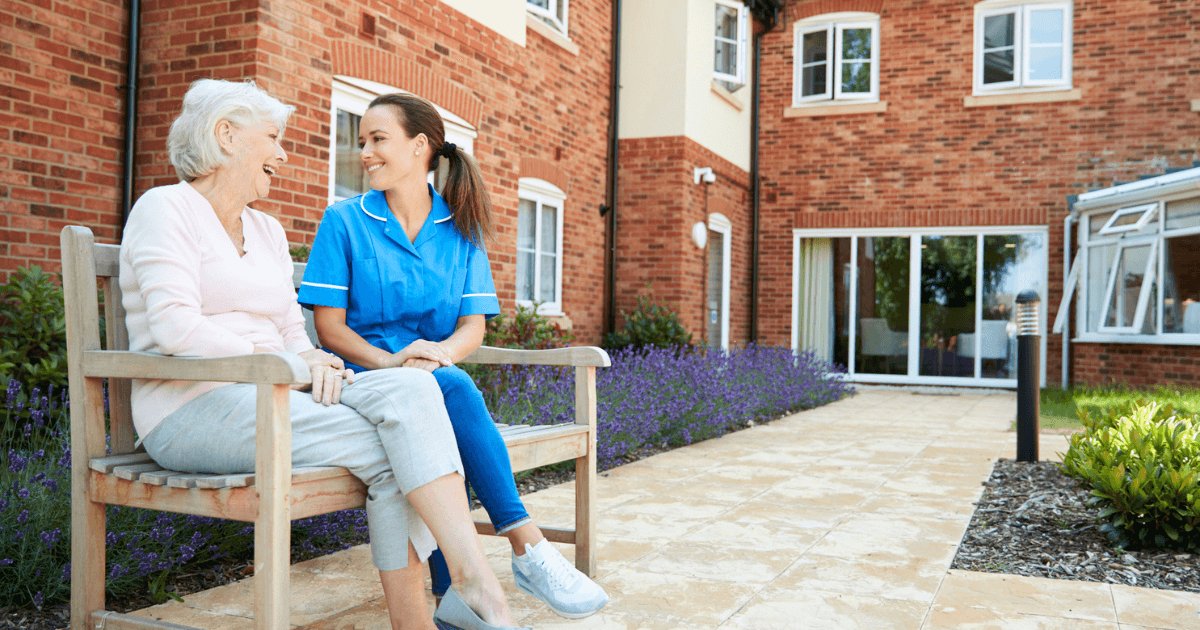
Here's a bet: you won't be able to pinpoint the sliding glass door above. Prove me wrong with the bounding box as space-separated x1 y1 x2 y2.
794 228 1046 386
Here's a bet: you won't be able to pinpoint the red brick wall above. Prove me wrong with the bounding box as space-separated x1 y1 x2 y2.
1074 343 1200 388
2 0 614 343
0 0 129 278
757 0 1200 384
615 135 752 346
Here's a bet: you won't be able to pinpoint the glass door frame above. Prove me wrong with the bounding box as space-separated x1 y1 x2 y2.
792 225 1049 387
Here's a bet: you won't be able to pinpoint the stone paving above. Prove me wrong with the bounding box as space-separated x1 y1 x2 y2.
130 390 1200 629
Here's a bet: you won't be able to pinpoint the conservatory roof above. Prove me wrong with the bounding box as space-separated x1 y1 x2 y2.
1073 166 1200 212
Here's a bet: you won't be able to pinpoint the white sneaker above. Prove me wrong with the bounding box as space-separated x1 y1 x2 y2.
511 540 609 618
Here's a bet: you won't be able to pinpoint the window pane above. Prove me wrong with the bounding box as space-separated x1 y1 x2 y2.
715 5 739 40
919 235 977 377
715 41 738 77
801 30 828 97
517 199 536 250
527 0 549 10
517 251 535 302
540 204 557 254
803 31 828 64
1089 211 1114 236
1165 197 1200 231
539 253 556 303
984 13 1015 49
1163 234 1200 333
796 238 849 364
978 234 1045 378
1104 244 1152 328
1029 9 1063 44
1028 45 1063 81
984 50 1015 84
855 237 909 375
334 110 367 199
708 230 729 348
841 28 871 61
803 65 828 97
1086 243 1116 332
556 0 565 23
841 62 871 93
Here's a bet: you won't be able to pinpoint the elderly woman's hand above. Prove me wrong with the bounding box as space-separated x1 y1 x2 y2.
297 348 355 405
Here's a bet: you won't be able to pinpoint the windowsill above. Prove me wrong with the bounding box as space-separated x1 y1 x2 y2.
1073 333 1200 346
784 101 887 118
1192 98 1200 112
516 301 566 319
526 14 578 56
964 88 1082 108
711 81 745 111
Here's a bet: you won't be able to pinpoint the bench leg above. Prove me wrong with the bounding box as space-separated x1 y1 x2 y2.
255 384 292 630
573 366 598 577
71 495 106 630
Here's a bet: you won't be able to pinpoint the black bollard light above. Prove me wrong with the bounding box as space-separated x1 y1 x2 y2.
1015 290 1041 462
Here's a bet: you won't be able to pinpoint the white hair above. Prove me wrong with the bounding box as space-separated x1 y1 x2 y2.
167 79 295 182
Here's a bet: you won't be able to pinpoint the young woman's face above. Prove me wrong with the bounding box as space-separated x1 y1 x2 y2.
359 106 427 191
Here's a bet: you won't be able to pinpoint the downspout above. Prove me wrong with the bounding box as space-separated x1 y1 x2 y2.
119 0 142 226
749 2 780 343
1061 206 1078 389
602 0 622 336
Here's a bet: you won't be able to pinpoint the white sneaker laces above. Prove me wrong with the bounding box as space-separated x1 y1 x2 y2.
534 545 579 592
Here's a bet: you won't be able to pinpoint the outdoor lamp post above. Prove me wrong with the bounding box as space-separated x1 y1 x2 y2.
1015 290 1041 462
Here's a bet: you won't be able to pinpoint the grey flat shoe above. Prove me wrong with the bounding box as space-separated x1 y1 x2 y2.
433 587 531 630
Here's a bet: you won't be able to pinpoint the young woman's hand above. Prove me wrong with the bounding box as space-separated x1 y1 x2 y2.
392 339 453 371
297 348 356 405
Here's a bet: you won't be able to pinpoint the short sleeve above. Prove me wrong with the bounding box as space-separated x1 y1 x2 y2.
298 209 352 309
459 243 501 319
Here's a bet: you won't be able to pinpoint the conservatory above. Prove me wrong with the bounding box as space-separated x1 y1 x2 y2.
793 226 1048 386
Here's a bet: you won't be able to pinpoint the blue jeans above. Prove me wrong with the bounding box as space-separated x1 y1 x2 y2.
426 366 531 595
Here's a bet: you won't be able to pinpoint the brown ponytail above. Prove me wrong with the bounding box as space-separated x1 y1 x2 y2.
367 93 495 247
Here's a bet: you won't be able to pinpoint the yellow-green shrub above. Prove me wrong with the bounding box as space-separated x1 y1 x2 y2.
1059 401 1200 551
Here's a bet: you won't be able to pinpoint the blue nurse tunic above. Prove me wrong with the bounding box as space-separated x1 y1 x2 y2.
297 186 500 372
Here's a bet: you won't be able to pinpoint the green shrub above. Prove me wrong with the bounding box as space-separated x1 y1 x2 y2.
483 303 574 350
1059 401 1200 551
0 266 68 392
603 294 692 352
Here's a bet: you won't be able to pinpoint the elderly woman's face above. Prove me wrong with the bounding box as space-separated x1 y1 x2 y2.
226 118 287 201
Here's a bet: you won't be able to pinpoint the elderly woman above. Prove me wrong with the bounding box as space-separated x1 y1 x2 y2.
120 79 528 630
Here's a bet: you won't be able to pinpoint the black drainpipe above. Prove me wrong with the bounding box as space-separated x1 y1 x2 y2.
120 0 142 226
601 0 623 337
749 1 780 343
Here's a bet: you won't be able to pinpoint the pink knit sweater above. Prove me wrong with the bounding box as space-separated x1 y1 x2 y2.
120 182 314 438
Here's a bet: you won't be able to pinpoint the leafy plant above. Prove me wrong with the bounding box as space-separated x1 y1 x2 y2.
289 244 311 263
602 294 692 352
483 303 574 350
0 266 68 392
1059 401 1200 552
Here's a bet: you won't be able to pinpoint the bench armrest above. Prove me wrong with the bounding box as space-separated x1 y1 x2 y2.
81 350 312 385
462 345 611 367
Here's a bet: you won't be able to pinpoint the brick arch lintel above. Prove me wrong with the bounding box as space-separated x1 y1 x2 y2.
519 157 570 194
790 0 888 22
330 41 483 128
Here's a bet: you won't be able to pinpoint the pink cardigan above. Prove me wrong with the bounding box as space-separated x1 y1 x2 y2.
120 182 314 438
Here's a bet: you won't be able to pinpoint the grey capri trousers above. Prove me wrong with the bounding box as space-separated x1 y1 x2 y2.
141 367 464 571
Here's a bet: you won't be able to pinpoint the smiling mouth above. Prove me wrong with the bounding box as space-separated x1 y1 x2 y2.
262 165 276 176
367 164 383 173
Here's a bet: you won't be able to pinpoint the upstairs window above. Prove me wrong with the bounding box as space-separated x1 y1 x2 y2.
527 0 568 35
793 13 880 105
714 0 748 91
974 1 1072 93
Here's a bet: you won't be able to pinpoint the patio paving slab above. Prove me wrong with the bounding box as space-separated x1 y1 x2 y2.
123 390 1200 630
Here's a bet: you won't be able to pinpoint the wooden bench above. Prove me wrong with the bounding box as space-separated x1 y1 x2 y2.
62 225 609 630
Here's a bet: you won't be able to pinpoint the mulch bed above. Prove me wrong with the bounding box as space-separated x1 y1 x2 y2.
952 459 1199 592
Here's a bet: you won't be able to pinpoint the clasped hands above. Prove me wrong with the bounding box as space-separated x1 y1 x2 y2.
383 339 455 373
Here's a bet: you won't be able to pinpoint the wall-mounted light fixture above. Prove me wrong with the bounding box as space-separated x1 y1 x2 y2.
691 222 708 249
693 166 715 185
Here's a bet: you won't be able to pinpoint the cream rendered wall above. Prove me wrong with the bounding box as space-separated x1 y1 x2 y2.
619 0 752 171
618 0 687 139
682 0 751 171
440 0 527 46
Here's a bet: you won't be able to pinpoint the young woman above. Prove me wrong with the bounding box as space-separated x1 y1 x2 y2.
299 94 608 619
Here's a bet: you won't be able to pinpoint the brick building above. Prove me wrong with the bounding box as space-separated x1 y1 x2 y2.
757 0 1200 388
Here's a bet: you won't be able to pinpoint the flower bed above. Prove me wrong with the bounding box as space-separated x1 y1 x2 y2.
0 344 850 609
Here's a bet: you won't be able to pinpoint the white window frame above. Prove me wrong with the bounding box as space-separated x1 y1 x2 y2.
1097 202 1158 236
792 13 880 106
713 0 749 89
516 177 566 316
791 225 1049 388
527 0 568 36
329 77 478 206
708 212 733 351
1071 194 1200 344
973 1 1072 95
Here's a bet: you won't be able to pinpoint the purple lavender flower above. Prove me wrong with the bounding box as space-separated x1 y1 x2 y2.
16 510 28 524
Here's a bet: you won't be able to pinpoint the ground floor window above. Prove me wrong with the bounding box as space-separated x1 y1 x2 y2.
793 227 1047 385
